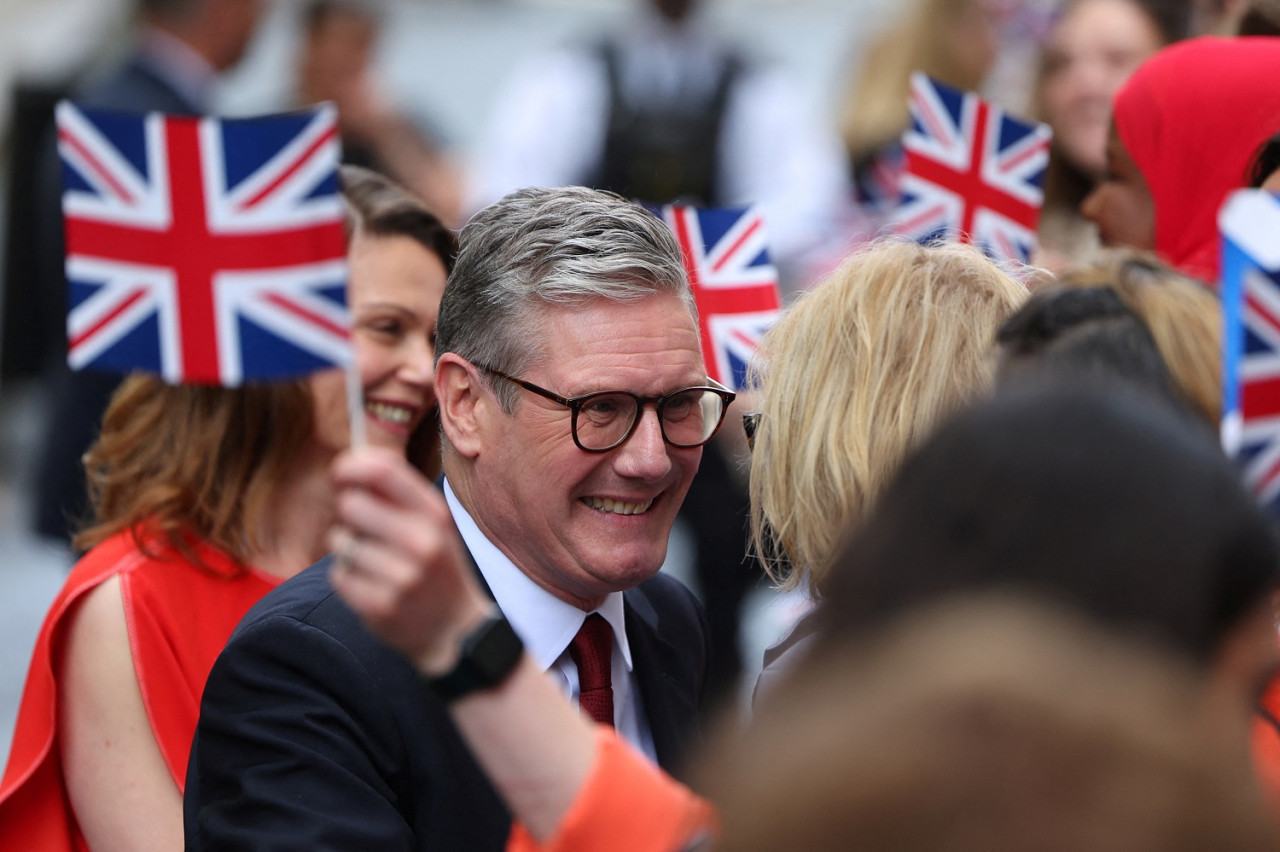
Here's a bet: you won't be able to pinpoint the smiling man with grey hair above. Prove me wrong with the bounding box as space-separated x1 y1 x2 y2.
185 186 726 849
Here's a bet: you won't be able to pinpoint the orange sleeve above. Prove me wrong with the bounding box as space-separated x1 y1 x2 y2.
1253 673 1280 814
507 727 716 852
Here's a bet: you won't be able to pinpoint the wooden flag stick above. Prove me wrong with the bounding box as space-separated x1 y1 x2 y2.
346 360 367 449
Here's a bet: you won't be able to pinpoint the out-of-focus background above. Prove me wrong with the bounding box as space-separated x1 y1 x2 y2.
0 0 1076 767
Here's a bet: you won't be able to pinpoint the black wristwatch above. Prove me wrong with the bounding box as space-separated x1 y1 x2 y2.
428 613 524 702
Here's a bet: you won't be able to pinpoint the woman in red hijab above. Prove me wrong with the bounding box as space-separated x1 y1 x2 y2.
1082 37 1280 284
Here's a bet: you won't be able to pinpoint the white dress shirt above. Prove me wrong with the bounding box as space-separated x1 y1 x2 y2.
444 479 658 763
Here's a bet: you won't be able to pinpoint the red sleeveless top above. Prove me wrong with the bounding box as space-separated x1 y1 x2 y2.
0 527 282 851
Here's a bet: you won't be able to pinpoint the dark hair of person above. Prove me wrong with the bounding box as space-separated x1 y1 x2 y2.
1248 131 1280 188
1134 0 1194 41
817 383 1280 664
139 0 205 22
1239 3 1280 36
995 285 1178 405
706 597 1279 852
339 164 457 274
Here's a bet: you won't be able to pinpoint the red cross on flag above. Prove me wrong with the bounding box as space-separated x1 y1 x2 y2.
889 73 1052 265
661 204 781 391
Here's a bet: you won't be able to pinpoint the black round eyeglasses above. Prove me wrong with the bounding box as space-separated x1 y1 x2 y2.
475 362 736 453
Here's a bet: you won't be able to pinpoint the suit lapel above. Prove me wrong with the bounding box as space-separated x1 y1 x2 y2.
624 588 700 775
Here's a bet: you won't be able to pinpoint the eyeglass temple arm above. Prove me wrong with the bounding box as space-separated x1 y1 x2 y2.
706 376 737 401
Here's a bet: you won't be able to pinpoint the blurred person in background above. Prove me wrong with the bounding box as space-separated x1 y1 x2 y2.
467 0 847 270
295 0 463 225
1080 36 1280 283
1032 0 1174 271
836 0 1001 219
707 596 1278 852
28 0 265 551
0 168 453 851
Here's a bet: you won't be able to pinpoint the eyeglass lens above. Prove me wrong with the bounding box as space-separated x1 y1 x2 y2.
574 389 725 450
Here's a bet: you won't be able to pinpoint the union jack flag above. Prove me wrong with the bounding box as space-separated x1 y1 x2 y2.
661 204 781 391
57 102 351 386
890 73 1051 265
1220 189 1280 510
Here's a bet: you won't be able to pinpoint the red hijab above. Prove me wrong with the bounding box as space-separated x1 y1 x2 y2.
1114 36 1280 283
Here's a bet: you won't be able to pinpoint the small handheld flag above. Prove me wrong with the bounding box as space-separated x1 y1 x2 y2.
890 73 1051 265
1219 189 1280 509
660 204 781 391
57 102 351 386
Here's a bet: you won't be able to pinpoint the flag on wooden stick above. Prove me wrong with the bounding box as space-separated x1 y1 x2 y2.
57 102 350 386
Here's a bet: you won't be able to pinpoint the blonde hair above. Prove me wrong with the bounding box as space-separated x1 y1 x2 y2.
748 240 1026 594
840 0 995 162
1058 250 1221 425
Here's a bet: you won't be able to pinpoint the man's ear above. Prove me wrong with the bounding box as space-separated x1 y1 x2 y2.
436 354 486 459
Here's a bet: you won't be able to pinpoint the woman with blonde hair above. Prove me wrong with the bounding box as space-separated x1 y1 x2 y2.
749 239 1026 695
0 166 454 851
750 239 1026 593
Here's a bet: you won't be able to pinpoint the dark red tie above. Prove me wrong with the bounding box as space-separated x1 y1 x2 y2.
570 614 614 727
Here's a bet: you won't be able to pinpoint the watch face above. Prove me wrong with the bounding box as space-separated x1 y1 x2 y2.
468 616 524 682
431 614 524 701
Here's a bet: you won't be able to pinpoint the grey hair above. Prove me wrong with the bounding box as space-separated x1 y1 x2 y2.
435 186 695 411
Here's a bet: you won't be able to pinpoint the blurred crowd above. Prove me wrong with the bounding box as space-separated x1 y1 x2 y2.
2 0 1280 849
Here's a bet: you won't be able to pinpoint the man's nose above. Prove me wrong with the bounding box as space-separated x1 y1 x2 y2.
612 407 674 481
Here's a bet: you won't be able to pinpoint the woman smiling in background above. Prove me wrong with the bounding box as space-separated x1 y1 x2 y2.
0 166 454 852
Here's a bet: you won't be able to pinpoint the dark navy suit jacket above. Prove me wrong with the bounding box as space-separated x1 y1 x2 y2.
183 555 709 850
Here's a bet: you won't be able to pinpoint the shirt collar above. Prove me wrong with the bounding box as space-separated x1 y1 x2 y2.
443 478 634 674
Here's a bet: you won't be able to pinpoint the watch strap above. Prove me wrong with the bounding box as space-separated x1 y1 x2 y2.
428 613 524 702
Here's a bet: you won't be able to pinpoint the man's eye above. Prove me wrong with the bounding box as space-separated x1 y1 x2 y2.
367 320 403 337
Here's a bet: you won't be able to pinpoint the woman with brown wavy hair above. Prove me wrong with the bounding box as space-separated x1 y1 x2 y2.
0 166 454 852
